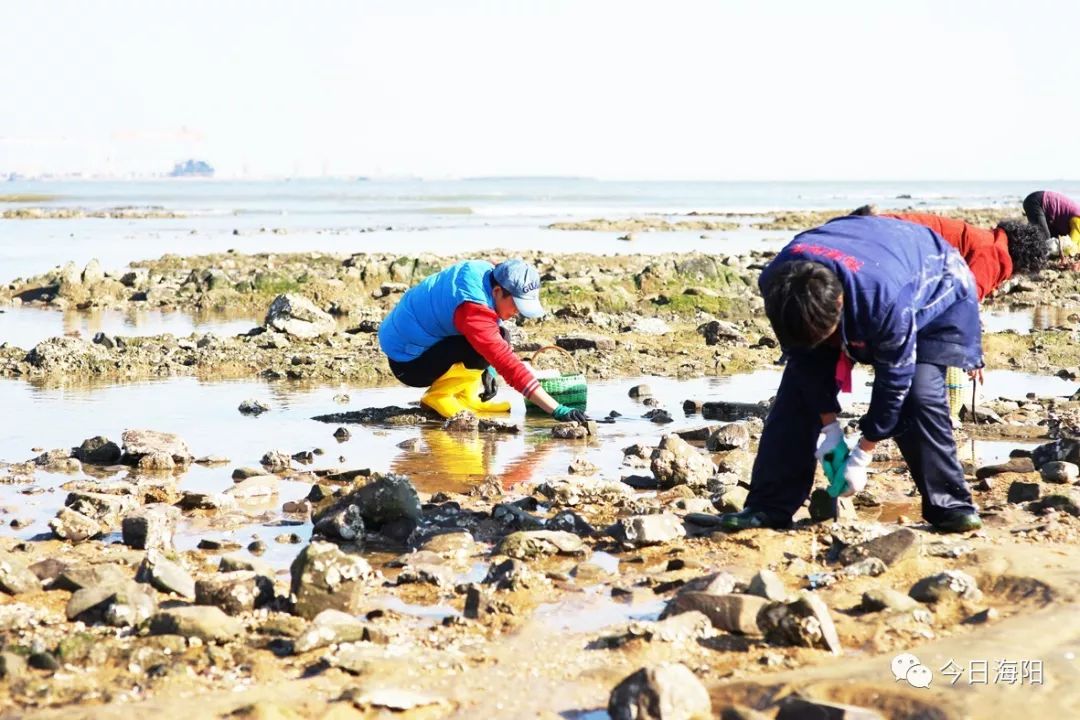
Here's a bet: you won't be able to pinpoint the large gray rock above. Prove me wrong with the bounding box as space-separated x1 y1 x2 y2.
706 423 750 451
836 528 920 567
136 550 196 599
289 542 377 620
293 609 370 653
148 606 243 643
195 571 273 615
651 434 714 488
909 571 982 603
747 570 788 602
758 592 841 653
1041 461 1079 484
49 507 102 543
609 513 686 548
861 588 920 613
0 552 43 595
121 429 192 466
496 530 587 559
122 504 180 551
663 593 767 635
73 436 122 465
65 490 138 527
312 474 421 537
265 294 336 338
66 580 156 627
608 663 712 720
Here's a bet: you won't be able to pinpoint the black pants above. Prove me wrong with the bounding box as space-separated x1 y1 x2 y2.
746 346 976 525
1024 191 1051 241
388 328 508 388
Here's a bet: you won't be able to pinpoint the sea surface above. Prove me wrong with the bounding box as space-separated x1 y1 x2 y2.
5 178 1079 283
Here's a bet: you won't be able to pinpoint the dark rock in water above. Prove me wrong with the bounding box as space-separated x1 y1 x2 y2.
776 697 885 720
698 319 746 346
701 400 770 422
629 384 652 399
910 570 982 603
623 475 660 490
758 592 841 653
238 399 270 416
683 399 704 414
0 551 43 595
976 457 1035 479
663 592 767 635
1007 481 1041 504
121 429 193 467
552 422 589 439
314 503 365 541
312 474 421 537
706 422 750 451
195 571 274 615
836 528 920 567
492 503 546 531
443 410 480 433
313 405 440 426
333 427 351 441
608 663 712 720
73 436 122 465
643 409 674 424
148 606 243 643
289 541 377 620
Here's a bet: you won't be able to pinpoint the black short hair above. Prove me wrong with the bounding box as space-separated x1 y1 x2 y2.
998 220 1050 273
849 204 876 217
762 261 843 349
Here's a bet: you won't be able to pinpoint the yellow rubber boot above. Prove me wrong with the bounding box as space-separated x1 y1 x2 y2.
420 363 511 417
420 364 471 418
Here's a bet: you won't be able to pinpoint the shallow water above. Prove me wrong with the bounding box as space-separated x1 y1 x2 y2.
0 368 1065 569
0 305 258 350
982 305 1080 335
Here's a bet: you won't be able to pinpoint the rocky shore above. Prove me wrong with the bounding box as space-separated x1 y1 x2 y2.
2 234 1080 717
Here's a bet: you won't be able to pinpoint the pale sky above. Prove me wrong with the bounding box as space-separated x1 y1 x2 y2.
2 0 1078 180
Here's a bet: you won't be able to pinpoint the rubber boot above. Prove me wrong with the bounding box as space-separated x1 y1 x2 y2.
421 363 511 418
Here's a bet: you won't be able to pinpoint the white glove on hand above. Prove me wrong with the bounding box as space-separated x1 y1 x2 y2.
840 445 872 497
814 420 846 462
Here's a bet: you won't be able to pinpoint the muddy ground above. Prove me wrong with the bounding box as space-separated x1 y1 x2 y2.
2 214 1080 719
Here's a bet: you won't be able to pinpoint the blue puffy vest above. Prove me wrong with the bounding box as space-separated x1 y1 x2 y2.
378 260 496 362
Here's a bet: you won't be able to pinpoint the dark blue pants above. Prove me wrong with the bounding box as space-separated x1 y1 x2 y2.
746 347 975 524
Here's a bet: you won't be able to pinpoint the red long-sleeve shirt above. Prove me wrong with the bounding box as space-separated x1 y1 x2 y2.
884 212 1013 301
453 302 539 397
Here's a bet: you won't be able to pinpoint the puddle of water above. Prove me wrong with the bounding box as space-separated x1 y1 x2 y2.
0 368 1065 570
0 305 257 349
983 305 1079 336
534 587 666 634
375 595 460 622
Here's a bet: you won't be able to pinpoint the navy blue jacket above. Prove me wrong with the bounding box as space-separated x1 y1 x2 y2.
759 216 982 441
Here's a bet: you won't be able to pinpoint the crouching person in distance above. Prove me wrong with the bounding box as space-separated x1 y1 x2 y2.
378 258 589 423
720 215 983 534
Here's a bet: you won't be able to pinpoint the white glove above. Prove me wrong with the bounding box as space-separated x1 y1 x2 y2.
840 445 872 497
815 420 846 462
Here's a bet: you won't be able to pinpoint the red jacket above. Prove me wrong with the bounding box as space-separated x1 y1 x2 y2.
884 212 1012 301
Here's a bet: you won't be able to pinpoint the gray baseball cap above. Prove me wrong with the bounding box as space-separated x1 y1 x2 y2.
492 259 544 318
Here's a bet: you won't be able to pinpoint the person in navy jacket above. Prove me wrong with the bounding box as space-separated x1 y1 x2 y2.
379 258 589 422
720 215 983 534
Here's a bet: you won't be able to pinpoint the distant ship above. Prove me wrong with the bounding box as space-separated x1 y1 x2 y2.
169 160 214 178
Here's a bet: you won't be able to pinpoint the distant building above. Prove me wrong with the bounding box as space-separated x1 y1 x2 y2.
169 160 214 178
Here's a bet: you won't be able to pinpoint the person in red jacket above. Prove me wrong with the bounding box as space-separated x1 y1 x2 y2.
850 206 1048 299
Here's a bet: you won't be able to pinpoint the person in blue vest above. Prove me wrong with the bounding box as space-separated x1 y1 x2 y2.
378 258 591 422
720 215 983 534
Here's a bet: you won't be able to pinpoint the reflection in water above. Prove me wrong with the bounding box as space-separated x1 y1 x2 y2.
391 428 560 494
982 305 1079 335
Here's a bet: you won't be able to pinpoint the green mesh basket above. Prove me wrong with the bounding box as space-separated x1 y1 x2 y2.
524 345 588 412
